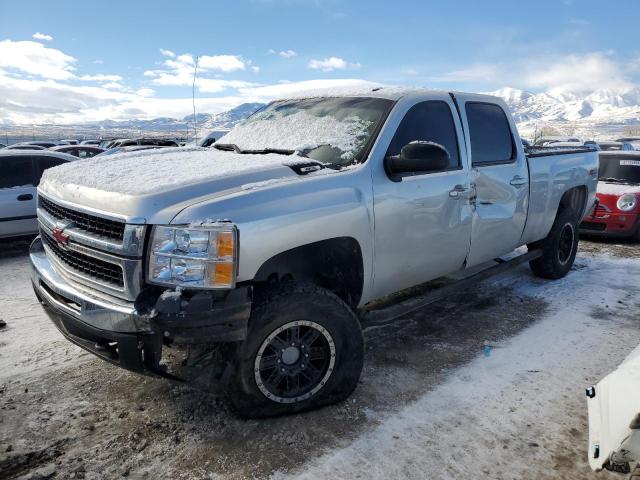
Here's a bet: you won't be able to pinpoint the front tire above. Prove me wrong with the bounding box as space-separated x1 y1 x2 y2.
529 207 579 279
227 283 364 418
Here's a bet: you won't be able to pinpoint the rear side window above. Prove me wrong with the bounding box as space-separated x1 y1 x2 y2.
386 101 461 170
0 156 33 188
466 102 514 165
34 155 67 184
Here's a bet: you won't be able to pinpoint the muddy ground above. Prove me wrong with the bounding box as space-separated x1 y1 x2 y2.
0 236 638 480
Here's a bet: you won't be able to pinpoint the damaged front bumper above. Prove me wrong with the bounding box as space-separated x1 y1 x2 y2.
29 236 252 386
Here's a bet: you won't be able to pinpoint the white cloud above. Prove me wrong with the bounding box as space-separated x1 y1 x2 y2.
159 48 175 58
308 57 361 72
428 53 634 95
198 54 246 72
0 40 76 80
523 52 633 95
237 79 377 98
278 50 297 58
79 74 123 82
101 82 125 90
93 59 104 65
136 88 155 97
251 66 260 72
33 32 53 41
428 64 498 83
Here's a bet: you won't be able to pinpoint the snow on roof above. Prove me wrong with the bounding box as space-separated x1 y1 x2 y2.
275 83 432 101
40 146 305 196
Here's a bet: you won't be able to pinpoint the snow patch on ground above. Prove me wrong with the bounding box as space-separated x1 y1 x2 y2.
273 255 640 479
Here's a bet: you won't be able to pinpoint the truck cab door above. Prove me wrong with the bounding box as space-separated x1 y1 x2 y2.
457 98 529 267
370 95 472 300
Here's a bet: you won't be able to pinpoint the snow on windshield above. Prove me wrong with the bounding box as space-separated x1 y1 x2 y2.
222 110 373 160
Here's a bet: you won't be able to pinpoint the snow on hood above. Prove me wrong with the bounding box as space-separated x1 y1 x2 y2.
40 146 307 196
221 110 373 160
597 181 640 196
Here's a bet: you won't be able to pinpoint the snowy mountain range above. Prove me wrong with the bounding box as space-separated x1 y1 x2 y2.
489 87 640 135
106 87 640 133
5 88 640 142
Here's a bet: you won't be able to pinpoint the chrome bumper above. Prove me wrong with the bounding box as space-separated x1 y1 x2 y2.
30 236 151 333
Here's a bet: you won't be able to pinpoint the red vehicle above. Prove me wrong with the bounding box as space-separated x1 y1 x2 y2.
580 151 640 240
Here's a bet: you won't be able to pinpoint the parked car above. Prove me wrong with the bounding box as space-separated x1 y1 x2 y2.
104 138 179 149
199 130 229 147
5 144 46 150
22 141 60 148
597 141 635 152
0 151 77 238
0 143 6 149
580 151 640 240
587 346 640 475
616 136 640 143
48 145 105 158
30 88 598 417
95 145 170 156
60 139 79 145
80 140 101 146
533 136 581 146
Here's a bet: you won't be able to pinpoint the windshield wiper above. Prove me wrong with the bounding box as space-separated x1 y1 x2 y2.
214 143 295 156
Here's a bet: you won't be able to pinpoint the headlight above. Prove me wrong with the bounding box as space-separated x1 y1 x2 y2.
617 194 637 212
148 224 237 289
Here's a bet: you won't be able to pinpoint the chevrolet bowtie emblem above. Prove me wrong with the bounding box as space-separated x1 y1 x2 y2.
52 227 70 246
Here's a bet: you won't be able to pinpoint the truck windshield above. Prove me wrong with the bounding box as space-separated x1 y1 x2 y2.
599 154 640 184
220 97 393 166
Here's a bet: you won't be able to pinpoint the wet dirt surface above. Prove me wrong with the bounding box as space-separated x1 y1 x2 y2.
0 237 638 479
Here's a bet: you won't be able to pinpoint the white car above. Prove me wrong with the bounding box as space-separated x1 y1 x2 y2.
0 151 77 238
588 345 640 476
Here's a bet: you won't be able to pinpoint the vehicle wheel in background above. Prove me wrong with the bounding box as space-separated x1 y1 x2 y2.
226 282 364 418
528 207 579 279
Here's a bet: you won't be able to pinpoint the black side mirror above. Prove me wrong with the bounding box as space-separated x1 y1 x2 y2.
385 141 450 180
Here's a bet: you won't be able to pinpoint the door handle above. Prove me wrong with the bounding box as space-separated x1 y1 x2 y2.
449 185 470 199
509 176 528 187
17 194 33 201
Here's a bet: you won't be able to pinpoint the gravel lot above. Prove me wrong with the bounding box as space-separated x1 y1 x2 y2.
0 236 638 480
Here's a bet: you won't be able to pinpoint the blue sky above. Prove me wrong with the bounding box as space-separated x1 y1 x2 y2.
1 0 639 123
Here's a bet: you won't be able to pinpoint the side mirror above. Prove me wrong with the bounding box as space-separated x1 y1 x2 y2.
385 141 450 179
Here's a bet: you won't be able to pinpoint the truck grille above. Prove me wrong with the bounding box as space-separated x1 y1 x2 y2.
41 229 125 288
40 196 126 241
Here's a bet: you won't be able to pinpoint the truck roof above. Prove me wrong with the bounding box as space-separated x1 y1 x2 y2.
274 84 499 103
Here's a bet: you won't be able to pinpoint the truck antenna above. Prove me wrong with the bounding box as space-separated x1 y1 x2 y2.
192 56 199 145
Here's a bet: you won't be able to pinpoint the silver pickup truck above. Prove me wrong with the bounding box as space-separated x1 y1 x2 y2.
30 88 598 417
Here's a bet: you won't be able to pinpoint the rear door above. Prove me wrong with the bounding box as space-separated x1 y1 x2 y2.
0 155 37 237
457 97 529 267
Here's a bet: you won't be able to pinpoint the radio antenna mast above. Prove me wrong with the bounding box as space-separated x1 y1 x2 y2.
192 56 199 145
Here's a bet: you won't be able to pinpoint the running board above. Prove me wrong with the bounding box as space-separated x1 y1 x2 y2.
361 249 543 328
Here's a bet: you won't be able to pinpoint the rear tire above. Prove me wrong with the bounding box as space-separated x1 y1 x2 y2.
226 282 364 418
529 207 579 279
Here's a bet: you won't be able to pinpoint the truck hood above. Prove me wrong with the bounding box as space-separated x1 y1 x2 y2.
39 146 306 224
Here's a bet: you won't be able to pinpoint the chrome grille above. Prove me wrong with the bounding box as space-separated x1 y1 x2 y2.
40 196 126 241
41 229 125 288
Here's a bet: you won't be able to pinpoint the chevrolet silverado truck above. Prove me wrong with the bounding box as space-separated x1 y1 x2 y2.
30 88 599 417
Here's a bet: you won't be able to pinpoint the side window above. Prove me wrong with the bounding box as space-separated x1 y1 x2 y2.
386 101 461 170
0 156 34 188
465 102 514 165
34 156 67 184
